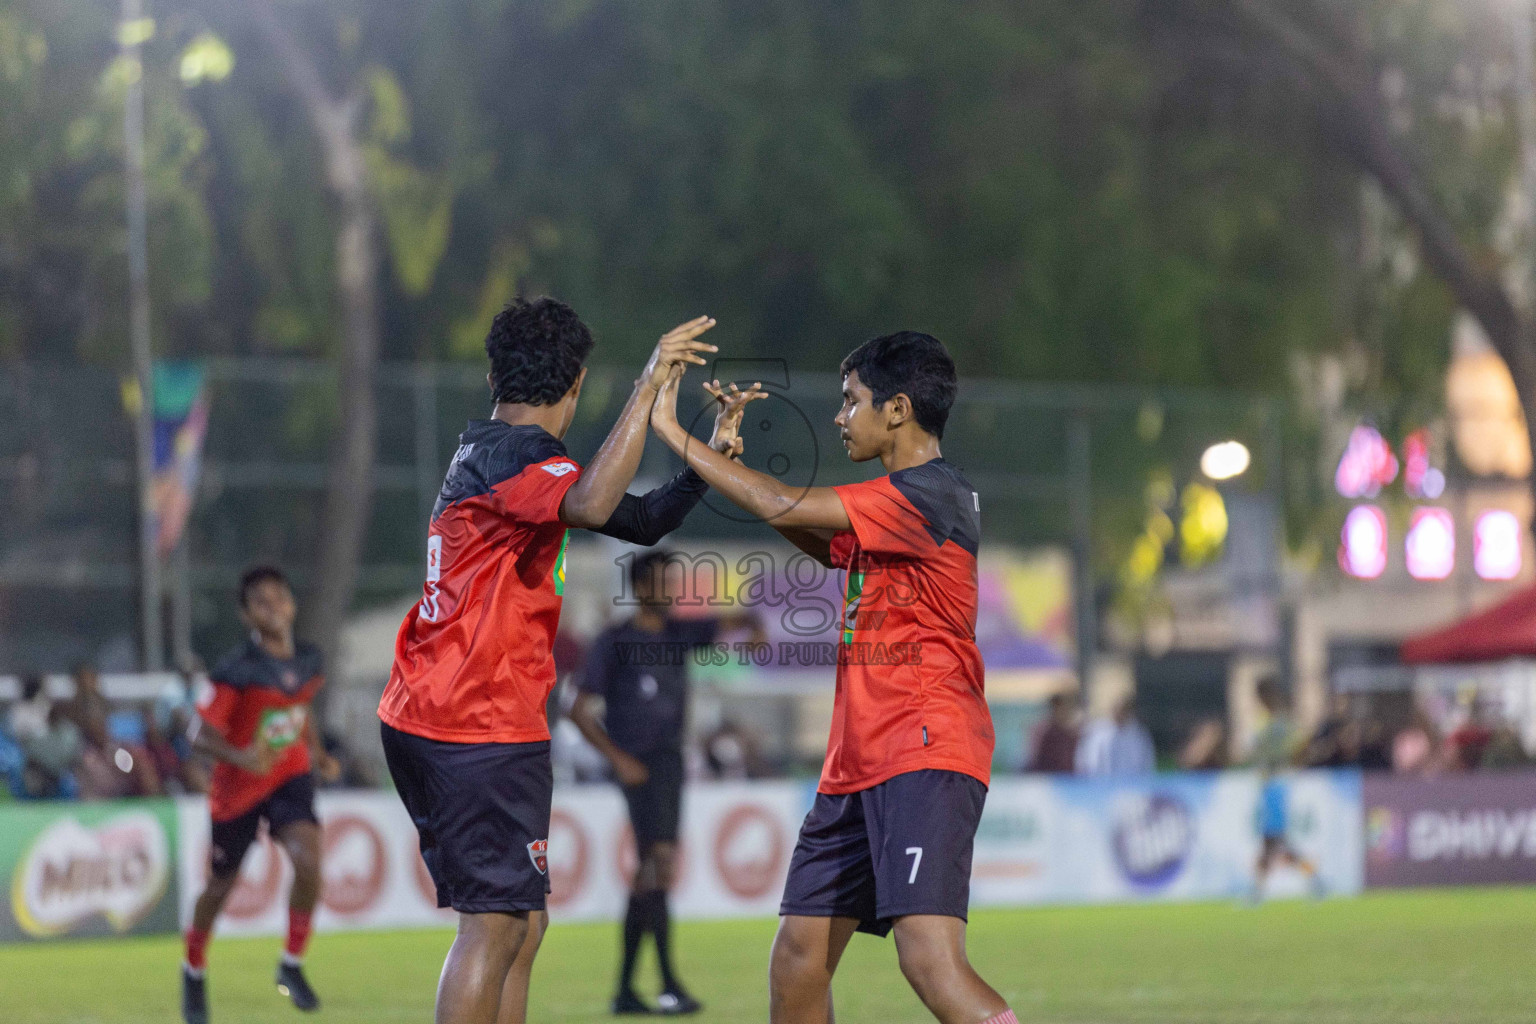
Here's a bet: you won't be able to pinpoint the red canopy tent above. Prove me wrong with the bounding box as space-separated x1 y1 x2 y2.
1400 584 1536 664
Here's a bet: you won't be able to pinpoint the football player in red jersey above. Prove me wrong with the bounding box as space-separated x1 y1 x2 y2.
181 566 342 1024
650 332 1018 1024
379 298 756 1024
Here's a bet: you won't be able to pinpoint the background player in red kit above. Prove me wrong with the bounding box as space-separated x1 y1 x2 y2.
379 298 756 1024
650 332 1018 1024
181 566 341 1024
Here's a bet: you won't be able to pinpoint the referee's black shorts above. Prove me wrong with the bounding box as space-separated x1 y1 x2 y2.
381 722 552 914
622 748 685 848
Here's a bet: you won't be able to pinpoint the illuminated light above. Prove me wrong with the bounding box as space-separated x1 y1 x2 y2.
1446 319 1532 479
1421 468 1446 499
1475 510 1523 581
1179 483 1229 566
1335 424 1399 499
1403 429 1429 496
1406 507 1456 581
1340 505 1388 579
114 748 134 774
179 34 235 85
1403 429 1447 499
1200 441 1251 481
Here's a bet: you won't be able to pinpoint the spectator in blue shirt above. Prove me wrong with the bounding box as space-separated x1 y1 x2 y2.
1075 695 1155 776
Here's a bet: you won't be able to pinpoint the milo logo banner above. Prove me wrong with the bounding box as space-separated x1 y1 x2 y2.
1 801 179 941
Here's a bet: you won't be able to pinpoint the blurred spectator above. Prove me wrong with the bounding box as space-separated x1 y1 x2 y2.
1075 696 1155 777
1444 701 1495 773
1026 693 1079 774
703 719 767 780
74 698 159 799
8 672 52 745
1393 711 1440 774
144 705 208 795
151 667 209 793
64 661 109 735
1302 695 1354 768
1178 717 1228 771
321 728 373 788
1481 723 1531 771
1357 718 1393 772
11 676 83 799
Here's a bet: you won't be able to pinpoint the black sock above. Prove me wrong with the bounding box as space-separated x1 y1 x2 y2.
649 891 681 993
619 893 646 994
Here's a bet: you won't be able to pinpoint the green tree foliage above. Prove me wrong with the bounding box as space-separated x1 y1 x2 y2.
1 0 1367 387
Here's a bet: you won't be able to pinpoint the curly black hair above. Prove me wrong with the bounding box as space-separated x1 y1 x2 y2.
486 297 596 405
839 331 958 439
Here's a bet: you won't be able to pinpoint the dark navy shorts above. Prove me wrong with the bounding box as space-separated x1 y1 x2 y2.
381 722 553 914
622 749 684 848
779 769 986 937
210 772 318 878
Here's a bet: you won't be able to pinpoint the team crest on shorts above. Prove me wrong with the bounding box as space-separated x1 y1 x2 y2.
527 839 549 875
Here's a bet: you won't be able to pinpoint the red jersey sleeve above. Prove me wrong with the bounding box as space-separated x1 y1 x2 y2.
489 456 584 525
832 478 931 558
195 679 241 736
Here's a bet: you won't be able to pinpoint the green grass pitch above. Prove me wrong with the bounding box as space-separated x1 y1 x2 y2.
0 888 1528 1023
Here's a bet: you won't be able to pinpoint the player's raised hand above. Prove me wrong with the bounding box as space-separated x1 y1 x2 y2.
640 316 717 391
705 379 768 459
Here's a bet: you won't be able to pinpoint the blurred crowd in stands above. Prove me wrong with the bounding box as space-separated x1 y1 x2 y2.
1024 688 1536 776
5 661 1533 803
0 663 367 802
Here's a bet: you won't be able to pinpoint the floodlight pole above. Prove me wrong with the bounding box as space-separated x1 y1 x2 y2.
1069 413 1095 701
122 0 163 672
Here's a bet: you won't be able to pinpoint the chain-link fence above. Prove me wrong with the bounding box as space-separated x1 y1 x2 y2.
0 358 1277 676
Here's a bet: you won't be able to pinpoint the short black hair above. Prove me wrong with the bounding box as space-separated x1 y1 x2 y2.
630 549 674 593
20 673 44 701
486 297 595 405
239 565 289 608
839 331 958 439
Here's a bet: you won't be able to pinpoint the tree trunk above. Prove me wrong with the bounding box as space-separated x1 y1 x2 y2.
252 2 382 678
1226 0 1536 511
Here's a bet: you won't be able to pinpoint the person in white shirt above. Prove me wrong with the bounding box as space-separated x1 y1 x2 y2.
1075 695 1156 776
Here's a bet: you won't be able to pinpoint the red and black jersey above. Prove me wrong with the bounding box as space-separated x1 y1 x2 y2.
822 458 994 794
379 421 584 745
197 640 324 822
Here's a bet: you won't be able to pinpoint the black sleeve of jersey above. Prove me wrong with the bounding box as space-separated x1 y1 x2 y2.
591 468 708 545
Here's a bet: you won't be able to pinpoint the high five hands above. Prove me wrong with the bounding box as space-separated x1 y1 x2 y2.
704 378 768 458
652 350 768 459
639 316 718 392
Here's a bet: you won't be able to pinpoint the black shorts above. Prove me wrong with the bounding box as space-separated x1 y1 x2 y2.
779 769 985 937
622 749 684 847
210 772 318 878
381 722 553 914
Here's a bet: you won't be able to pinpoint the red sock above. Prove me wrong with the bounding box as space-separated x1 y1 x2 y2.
981 1012 1019 1024
285 908 314 961
185 927 211 971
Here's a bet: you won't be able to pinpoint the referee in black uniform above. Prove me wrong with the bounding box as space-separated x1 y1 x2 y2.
571 548 764 1016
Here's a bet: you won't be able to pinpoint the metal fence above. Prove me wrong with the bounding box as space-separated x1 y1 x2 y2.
0 358 1277 673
